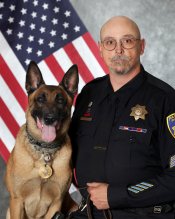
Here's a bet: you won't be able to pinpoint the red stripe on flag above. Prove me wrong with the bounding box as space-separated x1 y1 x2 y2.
0 98 20 138
64 43 94 83
0 140 10 163
45 55 65 82
82 32 108 74
0 55 28 111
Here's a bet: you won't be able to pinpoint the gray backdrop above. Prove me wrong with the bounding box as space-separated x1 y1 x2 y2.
1 0 175 218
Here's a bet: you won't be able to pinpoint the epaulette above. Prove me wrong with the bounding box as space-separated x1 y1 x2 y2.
83 75 108 89
146 71 174 93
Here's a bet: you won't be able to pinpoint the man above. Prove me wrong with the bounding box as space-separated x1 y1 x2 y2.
69 16 175 219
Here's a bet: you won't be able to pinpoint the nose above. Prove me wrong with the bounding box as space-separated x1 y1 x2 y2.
44 114 57 125
115 41 123 54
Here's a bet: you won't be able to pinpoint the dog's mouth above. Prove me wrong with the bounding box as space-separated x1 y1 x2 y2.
36 117 61 143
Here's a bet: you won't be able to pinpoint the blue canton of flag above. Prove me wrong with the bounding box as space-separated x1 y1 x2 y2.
0 0 108 162
0 0 87 67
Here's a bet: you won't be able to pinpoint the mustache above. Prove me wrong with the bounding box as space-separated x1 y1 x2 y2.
111 56 129 61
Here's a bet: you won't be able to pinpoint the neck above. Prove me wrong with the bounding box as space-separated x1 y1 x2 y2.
26 124 65 151
109 65 141 91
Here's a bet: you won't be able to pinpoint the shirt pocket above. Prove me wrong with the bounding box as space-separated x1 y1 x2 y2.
75 120 96 153
128 129 152 166
76 120 95 137
114 127 152 166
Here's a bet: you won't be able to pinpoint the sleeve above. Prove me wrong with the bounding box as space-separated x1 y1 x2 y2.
69 86 88 168
108 91 175 209
69 94 82 166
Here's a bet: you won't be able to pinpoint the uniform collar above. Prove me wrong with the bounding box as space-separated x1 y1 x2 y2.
115 65 146 97
98 65 146 105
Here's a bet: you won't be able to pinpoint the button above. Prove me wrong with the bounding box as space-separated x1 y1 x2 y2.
129 135 135 143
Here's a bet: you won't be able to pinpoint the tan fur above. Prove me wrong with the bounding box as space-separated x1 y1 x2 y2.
5 80 77 218
5 123 73 219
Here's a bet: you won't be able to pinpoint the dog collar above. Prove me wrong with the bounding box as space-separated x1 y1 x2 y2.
26 125 65 150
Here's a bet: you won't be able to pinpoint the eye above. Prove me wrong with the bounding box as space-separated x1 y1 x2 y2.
36 93 46 103
55 93 66 104
122 38 134 44
105 39 115 45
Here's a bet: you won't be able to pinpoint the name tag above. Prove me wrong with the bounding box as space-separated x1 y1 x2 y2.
80 117 92 121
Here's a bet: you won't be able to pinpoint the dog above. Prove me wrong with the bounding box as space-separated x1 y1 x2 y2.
5 61 79 219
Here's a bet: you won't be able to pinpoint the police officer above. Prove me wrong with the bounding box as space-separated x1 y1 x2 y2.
69 16 175 219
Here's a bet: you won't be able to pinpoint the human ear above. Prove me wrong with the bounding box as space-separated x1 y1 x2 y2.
140 38 146 55
98 41 103 57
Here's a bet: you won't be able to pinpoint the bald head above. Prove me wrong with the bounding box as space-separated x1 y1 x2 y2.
100 16 141 41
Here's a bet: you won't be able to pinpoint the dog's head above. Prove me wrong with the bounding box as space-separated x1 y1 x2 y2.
25 61 79 146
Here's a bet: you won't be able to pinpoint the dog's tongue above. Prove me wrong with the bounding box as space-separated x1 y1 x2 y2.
37 118 57 142
41 124 56 142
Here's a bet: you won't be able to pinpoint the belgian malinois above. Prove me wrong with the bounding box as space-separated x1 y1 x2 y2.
5 61 79 219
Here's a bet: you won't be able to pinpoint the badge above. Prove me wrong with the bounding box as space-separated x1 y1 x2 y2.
80 101 93 121
130 104 148 121
38 164 53 179
167 113 175 139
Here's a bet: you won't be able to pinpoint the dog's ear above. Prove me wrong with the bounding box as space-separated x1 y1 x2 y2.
60 64 79 98
25 61 45 95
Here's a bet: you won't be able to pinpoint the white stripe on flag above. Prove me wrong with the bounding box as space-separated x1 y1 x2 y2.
0 31 26 92
0 76 25 126
54 48 74 72
0 118 15 153
73 36 106 78
54 48 85 93
38 60 58 86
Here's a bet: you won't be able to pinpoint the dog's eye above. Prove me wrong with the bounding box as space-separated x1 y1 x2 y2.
37 93 46 103
56 94 65 104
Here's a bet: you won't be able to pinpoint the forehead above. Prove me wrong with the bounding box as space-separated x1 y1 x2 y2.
101 18 140 40
35 85 67 97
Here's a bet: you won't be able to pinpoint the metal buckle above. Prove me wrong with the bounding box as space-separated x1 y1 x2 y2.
78 198 87 211
153 206 162 213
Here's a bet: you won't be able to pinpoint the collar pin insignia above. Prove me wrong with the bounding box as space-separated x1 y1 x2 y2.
80 101 93 121
88 101 93 107
130 104 148 121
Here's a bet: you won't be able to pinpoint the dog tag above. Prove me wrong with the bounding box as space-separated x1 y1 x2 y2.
44 153 51 162
38 164 53 179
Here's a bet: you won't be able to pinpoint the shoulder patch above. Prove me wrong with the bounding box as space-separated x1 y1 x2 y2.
167 113 175 139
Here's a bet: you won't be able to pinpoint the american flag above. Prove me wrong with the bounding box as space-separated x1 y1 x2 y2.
0 0 108 163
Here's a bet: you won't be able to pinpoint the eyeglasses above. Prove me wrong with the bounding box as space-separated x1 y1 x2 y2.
101 37 140 51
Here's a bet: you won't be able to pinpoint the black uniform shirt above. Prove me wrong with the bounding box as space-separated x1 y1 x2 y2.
69 66 175 209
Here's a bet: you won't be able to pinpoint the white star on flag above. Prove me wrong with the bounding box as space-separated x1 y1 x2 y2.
0 0 108 173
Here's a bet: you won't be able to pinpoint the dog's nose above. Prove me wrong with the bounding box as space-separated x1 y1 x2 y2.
44 114 57 125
